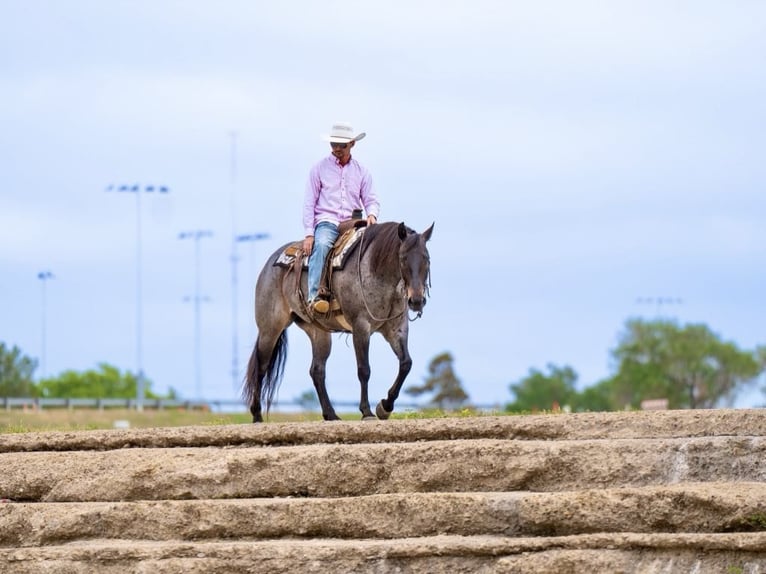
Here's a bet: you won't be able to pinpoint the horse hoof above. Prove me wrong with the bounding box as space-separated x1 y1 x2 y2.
362 415 377 421
376 401 393 420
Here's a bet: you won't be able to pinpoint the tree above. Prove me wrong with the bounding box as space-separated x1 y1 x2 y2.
607 319 762 409
37 363 160 399
506 363 578 412
0 343 38 397
757 346 766 406
405 352 469 409
571 379 614 412
296 389 319 411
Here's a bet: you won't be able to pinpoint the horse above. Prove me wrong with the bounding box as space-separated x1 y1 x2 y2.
242 221 434 422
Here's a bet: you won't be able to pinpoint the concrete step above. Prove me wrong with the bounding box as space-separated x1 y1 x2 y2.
2 410 765 572
1 436 764 502
2 409 765 453
2 534 766 574
1 484 766 546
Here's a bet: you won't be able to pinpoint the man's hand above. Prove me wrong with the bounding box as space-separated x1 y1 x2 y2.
303 236 314 255
367 214 377 226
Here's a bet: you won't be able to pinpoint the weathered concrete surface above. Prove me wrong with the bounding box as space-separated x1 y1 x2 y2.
1 484 766 546
1 436 765 501
2 535 766 574
1 409 764 452
1 410 765 573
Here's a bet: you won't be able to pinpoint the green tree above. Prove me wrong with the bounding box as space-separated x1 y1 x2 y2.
405 352 469 409
0 343 38 397
608 319 762 409
296 389 319 411
572 379 614 412
506 363 578 412
758 346 766 406
38 363 160 399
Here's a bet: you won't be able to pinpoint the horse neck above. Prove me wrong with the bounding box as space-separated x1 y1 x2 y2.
362 224 402 278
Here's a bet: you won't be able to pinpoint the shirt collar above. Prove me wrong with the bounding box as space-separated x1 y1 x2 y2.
331 154 353 167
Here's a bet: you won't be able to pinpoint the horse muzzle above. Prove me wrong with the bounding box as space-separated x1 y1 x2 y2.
407 296 427 313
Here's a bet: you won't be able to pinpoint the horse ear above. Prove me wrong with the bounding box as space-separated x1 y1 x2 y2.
422 222 434 241
398 222 408 240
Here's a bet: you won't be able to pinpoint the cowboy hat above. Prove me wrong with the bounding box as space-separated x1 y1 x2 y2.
321 122 366 143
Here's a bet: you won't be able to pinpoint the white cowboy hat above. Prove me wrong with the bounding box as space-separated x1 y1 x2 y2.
321 122 366 143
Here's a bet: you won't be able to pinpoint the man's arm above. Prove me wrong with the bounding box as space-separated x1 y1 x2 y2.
303 165 321 236
360 168 379 223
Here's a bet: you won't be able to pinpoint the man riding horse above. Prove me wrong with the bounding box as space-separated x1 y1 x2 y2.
302 122 379 314
242 121 433 422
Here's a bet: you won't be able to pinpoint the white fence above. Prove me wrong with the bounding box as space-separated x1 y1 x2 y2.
0 397 213 411
1 397 498 413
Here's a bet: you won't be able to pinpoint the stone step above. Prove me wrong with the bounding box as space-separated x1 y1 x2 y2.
1 484 765 546
2 410 764 453
2 534 766 574
2 411 765 572
1 436 764 502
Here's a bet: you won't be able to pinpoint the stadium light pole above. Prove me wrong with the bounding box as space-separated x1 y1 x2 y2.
37 271 54 379
179 230 213 400
105 183 170 411
237 233 271 274
234 231 270 361
229 131 240 392
635 296 684 318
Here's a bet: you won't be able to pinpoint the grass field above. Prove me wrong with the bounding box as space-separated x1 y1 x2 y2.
0 408 327 433
0 406 494 433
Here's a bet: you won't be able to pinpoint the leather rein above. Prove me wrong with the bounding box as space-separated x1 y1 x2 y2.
356 226 429 323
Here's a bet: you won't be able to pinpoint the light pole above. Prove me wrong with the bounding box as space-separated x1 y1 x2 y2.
179 230 213 400
237 233 271 273
106 183 169 411
231 233 270 380
37 271 54 379
229 131 239 391
636 297 684 318
227 132 271 387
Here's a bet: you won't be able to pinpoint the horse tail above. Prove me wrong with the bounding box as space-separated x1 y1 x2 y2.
243 330 289 414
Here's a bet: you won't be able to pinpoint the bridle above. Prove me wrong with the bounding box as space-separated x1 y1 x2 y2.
356 227 430 323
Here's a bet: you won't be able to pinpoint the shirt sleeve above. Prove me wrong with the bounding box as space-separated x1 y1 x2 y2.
360 167 380 220
303 165 321 236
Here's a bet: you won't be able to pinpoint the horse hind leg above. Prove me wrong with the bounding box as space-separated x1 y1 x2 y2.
244 330 287 423
299 325 340 421
245 335 271 422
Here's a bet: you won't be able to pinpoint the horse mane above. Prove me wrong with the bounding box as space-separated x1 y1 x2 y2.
361 221 414 270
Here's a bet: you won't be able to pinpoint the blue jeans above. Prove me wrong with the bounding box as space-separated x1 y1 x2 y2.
307 221 339 301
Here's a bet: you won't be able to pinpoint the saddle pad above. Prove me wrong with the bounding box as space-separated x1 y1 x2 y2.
274 227 366 270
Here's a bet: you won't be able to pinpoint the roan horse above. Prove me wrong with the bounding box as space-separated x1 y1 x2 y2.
243 221 434 422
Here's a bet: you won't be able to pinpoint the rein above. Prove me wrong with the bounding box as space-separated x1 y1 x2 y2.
356 226 408 324
411 267 432 322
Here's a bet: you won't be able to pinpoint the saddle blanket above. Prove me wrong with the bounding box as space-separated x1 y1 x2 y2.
275 227 366 270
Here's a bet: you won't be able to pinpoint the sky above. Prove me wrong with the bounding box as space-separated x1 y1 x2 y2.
2 1 765 411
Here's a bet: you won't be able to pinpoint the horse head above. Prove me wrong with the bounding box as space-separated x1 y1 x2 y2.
397 222 434 313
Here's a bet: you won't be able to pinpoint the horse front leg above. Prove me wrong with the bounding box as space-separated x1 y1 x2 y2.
352 328 375 420
376 323 412 420
305 328 340 421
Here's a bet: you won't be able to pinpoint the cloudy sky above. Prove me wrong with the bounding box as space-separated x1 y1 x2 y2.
2 1 765 410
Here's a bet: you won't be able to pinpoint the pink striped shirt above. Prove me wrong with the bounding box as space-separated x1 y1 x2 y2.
303 155 380 236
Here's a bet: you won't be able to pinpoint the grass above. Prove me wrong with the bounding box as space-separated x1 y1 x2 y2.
0 408 318 433
738 513 766 531
0 406 509 433
724 511 766 534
